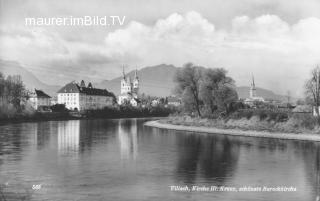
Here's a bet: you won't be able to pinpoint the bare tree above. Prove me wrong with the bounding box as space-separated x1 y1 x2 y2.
305 66 320 121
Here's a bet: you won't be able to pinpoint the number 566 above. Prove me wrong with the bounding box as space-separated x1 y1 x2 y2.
32 184 41 190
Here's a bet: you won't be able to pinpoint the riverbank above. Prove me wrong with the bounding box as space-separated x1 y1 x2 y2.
144 120 320 142
0 112 79 125
0 105 173 125
0 112 169 125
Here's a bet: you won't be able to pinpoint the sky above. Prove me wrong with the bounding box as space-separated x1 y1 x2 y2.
1 0 320 97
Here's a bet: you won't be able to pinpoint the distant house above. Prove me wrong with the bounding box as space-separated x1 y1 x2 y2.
57 80 114 111
167 96 181 107
130 98 141 107
151 99 160 107
29 89 51 110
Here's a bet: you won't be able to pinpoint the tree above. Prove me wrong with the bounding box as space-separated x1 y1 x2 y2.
305 66 320 121
200 68 238 114
174 63 203 116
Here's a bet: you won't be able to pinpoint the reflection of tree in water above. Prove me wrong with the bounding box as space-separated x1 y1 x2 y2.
0 124 34 162
78 119 118 153
298 141 320 200
36 122 52 150
0 124 37 201
255 138 288 153
175 133 240 185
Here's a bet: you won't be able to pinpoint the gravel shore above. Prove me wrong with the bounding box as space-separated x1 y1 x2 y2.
144 120 320 142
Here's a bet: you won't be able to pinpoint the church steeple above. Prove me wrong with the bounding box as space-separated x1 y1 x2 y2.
122 65 126 79
134 68 138 80
251 75 255 88
250 74 257 98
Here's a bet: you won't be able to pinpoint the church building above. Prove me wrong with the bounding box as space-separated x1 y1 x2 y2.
244 75 265 106
118 68 140 106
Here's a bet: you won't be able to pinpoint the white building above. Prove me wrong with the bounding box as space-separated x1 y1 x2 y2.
151 99 160 107
244 75 265 106
29 89 51 110
57 80 114 111
118 68 140 106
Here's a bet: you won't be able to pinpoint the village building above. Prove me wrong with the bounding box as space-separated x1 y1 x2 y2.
167 96 181 107
57 80 114 111
29 89 51 110
151 99 160 107
244 76 265 106
118 68 140 106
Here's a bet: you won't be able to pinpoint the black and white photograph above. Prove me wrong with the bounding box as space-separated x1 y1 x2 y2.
0 0 319 200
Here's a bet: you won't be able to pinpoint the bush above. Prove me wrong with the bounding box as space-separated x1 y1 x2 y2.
292 105 312 113
283 113 317 130
0 102 17 118
228 109 289 122
50 104 68 112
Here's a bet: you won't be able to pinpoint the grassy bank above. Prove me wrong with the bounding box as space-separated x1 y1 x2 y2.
161 112 320 134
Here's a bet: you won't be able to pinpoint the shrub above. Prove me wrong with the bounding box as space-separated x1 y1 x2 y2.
284 113 317 130
50 104 68 112
228 109 289 122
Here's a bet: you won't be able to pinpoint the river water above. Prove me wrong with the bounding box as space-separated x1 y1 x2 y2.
0 118 319 201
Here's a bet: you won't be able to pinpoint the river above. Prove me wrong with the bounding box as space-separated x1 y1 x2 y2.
0 118 319 201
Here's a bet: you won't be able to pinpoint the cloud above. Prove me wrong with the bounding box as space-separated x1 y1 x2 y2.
1 11 320 96
101 12 320 96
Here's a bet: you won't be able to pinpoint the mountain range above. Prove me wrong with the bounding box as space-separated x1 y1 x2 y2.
0 60 60 96
0 60 288 101
96 64 288 101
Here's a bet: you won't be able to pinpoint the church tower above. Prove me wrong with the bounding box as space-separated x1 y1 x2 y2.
121 66 130 94
250 75 257 98
133 69 139 93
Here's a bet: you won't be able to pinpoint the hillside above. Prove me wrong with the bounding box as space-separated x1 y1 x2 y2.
237 86 287 101
0 60 60 96
97 64 288 101
96 64 178 97
0 60 289 101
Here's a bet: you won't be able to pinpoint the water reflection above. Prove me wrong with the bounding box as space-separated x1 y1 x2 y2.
57 121 80 154
174 132 240 185
299 142 320 200
0 119 319 201
118 119 138 160
35 122 55 150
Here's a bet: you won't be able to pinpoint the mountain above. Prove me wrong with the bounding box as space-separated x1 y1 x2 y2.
96 64 178 97
97 64 289 101
0 60 60 96
0 60 289 101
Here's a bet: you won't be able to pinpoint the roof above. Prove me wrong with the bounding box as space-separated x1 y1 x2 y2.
57 82 114 96
35 89 51 98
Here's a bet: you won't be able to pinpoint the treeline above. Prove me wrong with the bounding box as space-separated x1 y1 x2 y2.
174 63 239 118
0 71 175 122
0 72 33 119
